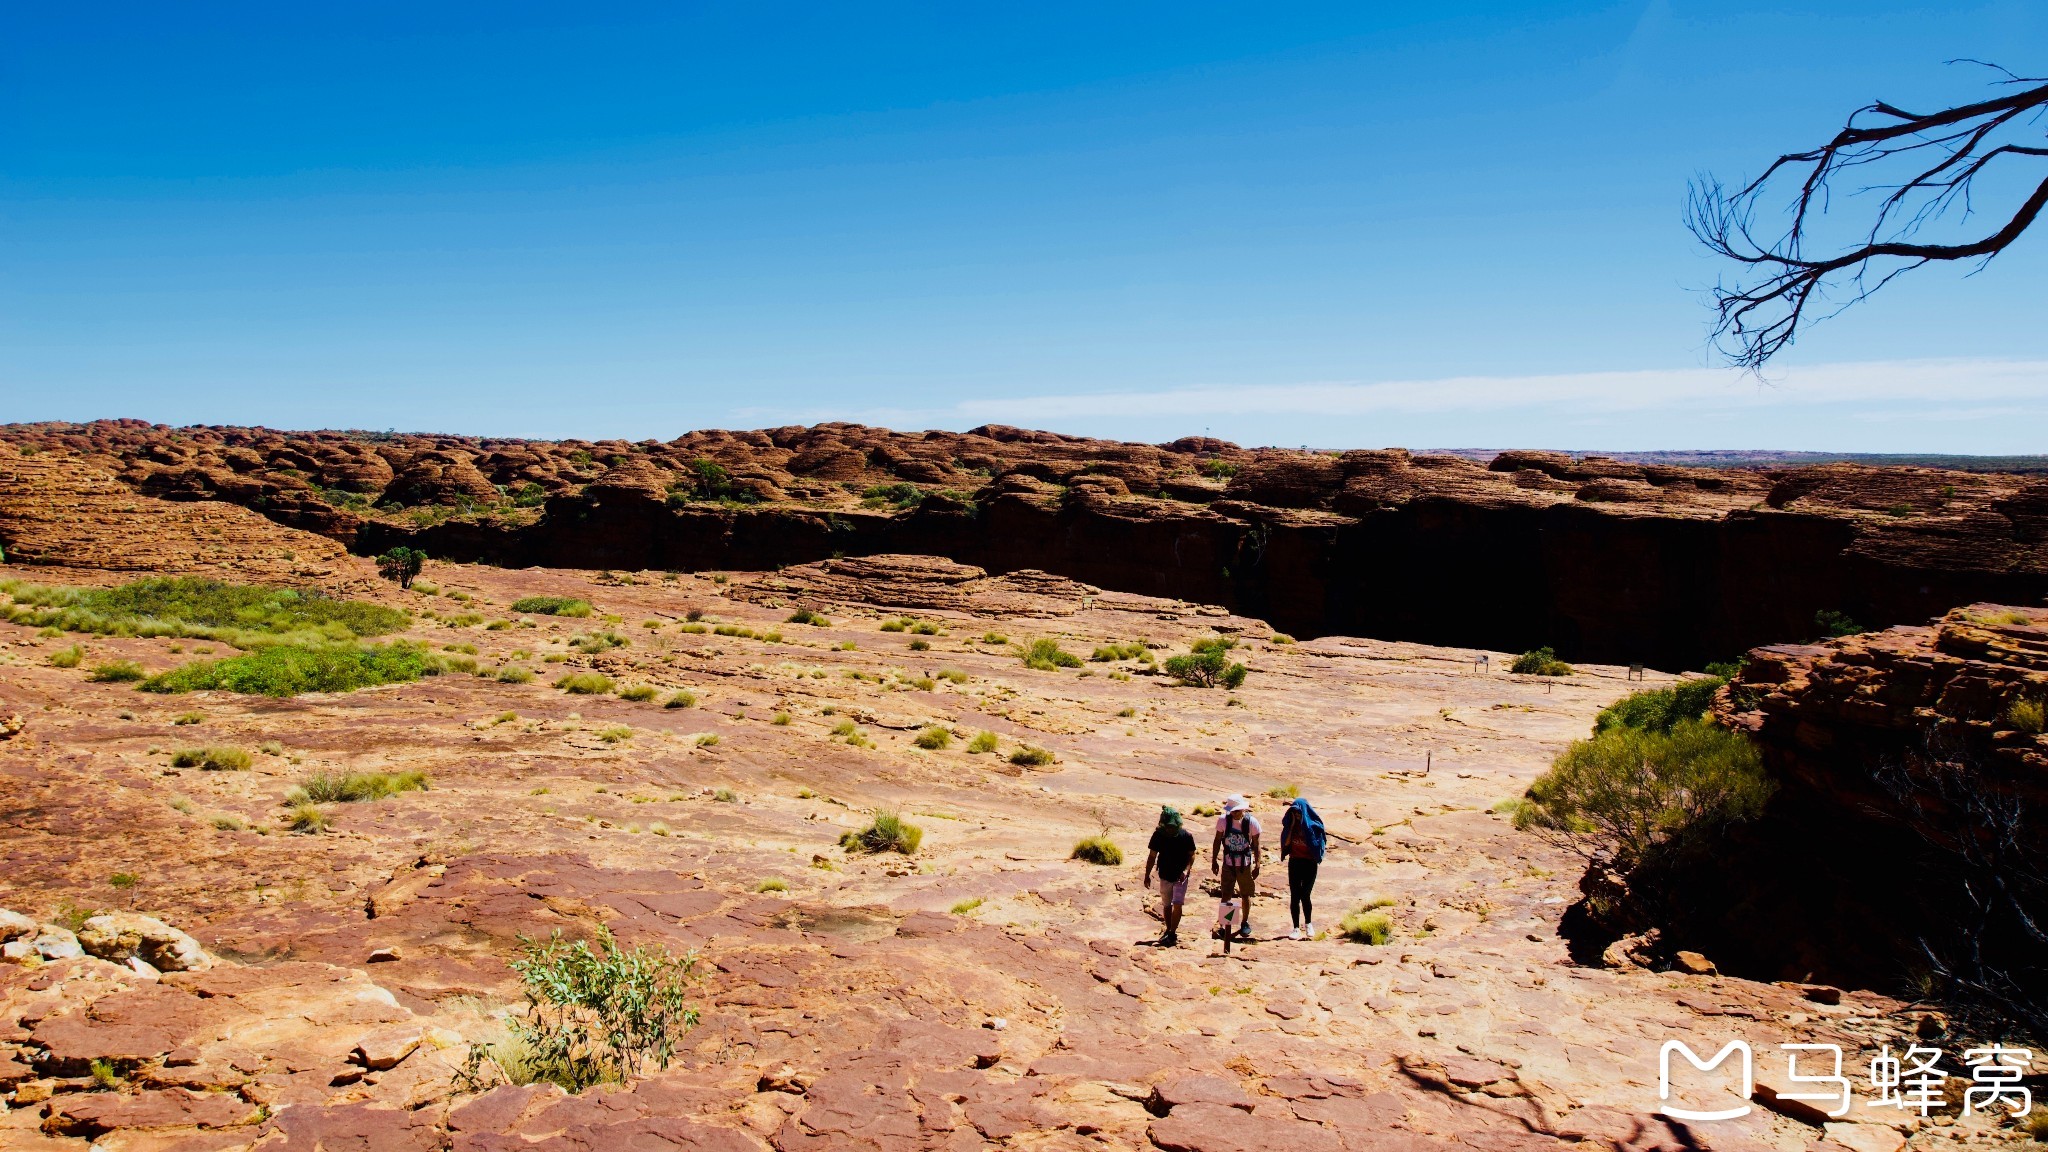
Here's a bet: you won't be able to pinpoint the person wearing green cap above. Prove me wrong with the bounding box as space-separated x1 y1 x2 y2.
1142 805 1197 947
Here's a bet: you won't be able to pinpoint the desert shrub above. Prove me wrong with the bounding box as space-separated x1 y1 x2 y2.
571 631 627 654
1191 802 1220 817
291 769 427 803
664 690 697 709
770 711 791 725
1270 633 1295 644
1510 647 1573 676
259 740 285 756
556 672 616 695
841 810 923 855
1021 638 1082 671
1338 908 1393 945
907 639 930 651
861 483 923 509
88 660 146 682
913 726 953 750
1 576 407 648
465 928 700 1092
286 803 329 834
1009 745 1054 767
1594 676 1726 734
830 720 859 738
1163 648 1248 688
2006 697 2045 735
512 596 593 617
1514 719 1770 862
949 897 983 915
981 632 1008 645
1190 636 1237 654
1090 643 1147 662
755 878 788 893
937 668 968 683
712 787 737 802
173 712 203 725
879 618 907 632
140 642 432 696
1266 783 1299 799
908 620 941 635
597 726 633 744
1070 835 1122 865
967 730 999 754
210 813 246 831
695 734 720 747
787 609 829 626
49 645 84 668
618 683 657 702
171 746 249 771
497 665 536 684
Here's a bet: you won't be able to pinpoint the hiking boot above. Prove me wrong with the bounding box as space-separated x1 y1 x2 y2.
1160 931 1178 947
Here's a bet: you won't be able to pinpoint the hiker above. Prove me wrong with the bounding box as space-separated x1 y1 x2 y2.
1210 795 1261 940
1142 805 1197 946
1279 795 1327 939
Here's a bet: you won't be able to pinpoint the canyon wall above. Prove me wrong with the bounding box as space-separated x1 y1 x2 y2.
6 420 2048 670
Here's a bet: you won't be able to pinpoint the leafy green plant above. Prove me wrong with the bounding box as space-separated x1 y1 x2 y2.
140 642 432 696
1814 609 1864 639
1009 745 1054 767
87 660 146 682
377 547 428 589
913 726 952 750
513 596 594 617
555 672 616 695
1021 638 1082 670
841 809 923 854
861 482 924 509
1510 647 1573 676
1162 648 1248 688
466 929 701 1092
2 576 407 648
1594 676 1727 734
1514 719 1771 862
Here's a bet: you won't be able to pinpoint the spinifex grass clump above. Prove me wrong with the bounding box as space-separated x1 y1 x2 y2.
288 770 428 804
1020 638 1082 670
1070 835 1122 865
140 642 433 696
461 929 701 1093
1338 908 1393 945
2 576 407 648
840 809 922 855
511 596 593 617
171 747 251 771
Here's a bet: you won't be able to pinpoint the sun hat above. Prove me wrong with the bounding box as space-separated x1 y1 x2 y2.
1222 795 1248 814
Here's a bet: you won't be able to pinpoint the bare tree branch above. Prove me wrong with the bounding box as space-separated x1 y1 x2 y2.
1690 63 2048 370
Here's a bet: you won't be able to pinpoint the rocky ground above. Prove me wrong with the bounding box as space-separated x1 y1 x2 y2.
1 550 2029 1151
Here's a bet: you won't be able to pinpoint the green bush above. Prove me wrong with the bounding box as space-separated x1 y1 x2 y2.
378 547 427 589
571 631 627 654
1089 643 1148 662
171 746 250 771
87 660 146 682
1021 638 1082 671
981 632 1008 645
1338 908 1393 945
556 672 616 695
861 483 923 509
907 639 930 651
49 645 84 668
1593 676 1726 734
469 928 701 1092
967 731 999 754
1 576 407 648
664 690 697 709
618 683 657 702
879 618 907 632
290 769 427 803
1070 835 1122 865
1510 647 1573 676
841 810 923 854
786 609 829 626
140 643 432 696
1009 745 1054 767
913 726 952 750
1190 636 1237 654
1514 718 1771 862
2006 697 2045 734
1815 609 1864 638
1162 648 1248 688
512 596 593 617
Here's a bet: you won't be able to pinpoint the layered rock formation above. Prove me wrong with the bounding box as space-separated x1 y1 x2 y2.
7 421 2048 669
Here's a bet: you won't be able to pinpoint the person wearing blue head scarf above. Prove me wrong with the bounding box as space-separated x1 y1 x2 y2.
1279 796 1327 939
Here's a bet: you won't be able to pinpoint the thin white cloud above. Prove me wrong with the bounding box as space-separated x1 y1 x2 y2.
736 358 2048 433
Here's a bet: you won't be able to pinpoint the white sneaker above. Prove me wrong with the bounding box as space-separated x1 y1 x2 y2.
1305 922 1316 939
1287 927 1303 940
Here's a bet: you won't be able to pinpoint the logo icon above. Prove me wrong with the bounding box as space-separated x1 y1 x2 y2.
1659 1040 1753 1121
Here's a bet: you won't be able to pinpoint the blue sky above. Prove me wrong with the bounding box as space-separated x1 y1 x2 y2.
5 2 2046 451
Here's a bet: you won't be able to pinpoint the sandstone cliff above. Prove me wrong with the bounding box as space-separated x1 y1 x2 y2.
7 421 2048 670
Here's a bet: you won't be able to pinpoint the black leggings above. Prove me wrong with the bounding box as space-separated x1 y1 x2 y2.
1288 857 1319 926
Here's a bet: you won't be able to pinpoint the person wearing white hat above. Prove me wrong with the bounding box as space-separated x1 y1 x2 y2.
1209 795 1262 941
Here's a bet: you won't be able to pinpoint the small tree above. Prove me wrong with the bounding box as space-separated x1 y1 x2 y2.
1514 718 1771 863
1163 647 1248 688
377 547 426 589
